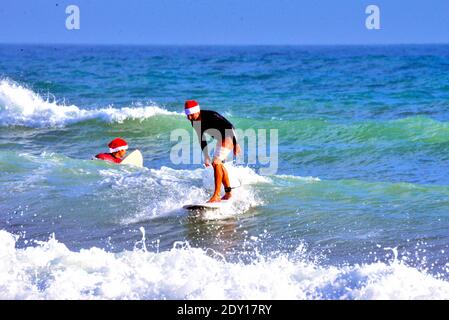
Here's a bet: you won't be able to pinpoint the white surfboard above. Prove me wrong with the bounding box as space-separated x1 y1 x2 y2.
183 200 232 211
120 150 144 168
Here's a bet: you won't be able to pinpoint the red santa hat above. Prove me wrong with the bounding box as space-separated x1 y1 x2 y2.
108 138 128 153
184 100 200 115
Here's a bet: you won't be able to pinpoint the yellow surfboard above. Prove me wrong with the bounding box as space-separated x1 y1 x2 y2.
121 150 144 168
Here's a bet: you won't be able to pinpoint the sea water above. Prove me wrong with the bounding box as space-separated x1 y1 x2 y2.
1 44 449 299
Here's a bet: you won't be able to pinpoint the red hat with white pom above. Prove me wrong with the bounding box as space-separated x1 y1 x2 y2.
108 138 128 153
185 100 200 115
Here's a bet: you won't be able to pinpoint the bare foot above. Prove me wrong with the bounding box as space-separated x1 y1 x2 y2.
221 192 232 200
207 195 221 203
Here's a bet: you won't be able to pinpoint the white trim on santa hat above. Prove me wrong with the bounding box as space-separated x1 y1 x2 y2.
109 145 128 153
185 105 200 115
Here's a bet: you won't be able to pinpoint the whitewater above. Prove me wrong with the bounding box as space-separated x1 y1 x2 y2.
2 44 449 299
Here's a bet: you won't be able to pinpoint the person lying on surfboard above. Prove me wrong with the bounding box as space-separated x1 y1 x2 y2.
95 138 128 164
185 100 241 203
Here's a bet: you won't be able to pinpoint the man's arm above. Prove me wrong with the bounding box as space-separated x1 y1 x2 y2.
200 133 211 166
193 124 211 166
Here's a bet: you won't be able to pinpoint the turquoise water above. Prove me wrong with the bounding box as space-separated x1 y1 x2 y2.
1 45 449 299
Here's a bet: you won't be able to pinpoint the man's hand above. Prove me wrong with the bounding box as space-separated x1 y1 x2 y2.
234 143 241 156
204 156 211 167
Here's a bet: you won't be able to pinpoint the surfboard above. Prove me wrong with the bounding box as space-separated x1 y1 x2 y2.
183 200 232 211
120 149 144 168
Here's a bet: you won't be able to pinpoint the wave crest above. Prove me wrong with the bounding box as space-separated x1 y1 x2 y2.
0 79 180 127
1 230 449 299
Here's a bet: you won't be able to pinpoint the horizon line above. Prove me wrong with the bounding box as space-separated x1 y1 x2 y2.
1 42 449 47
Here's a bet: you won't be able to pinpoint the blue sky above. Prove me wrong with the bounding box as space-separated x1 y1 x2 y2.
0 0 448 45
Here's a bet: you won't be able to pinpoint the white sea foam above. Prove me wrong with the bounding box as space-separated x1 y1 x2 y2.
1 230 448 300
100 164 266 223
274 174 321 182
0 79 180 127
1 151 266 223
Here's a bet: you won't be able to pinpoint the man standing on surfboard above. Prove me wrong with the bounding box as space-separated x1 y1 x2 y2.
185 100 241 203
95 138 128 164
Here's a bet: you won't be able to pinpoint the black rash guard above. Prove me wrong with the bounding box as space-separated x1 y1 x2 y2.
191 110 238 152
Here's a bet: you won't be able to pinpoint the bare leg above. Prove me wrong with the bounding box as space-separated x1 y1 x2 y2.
207 162 223 203
221 164 232 200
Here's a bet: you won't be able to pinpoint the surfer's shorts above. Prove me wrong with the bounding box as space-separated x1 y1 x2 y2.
213 145 232 162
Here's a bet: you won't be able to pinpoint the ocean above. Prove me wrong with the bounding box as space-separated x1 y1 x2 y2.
1 44 449 299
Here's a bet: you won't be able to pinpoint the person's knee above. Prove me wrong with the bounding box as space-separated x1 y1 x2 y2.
212 158 223 167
